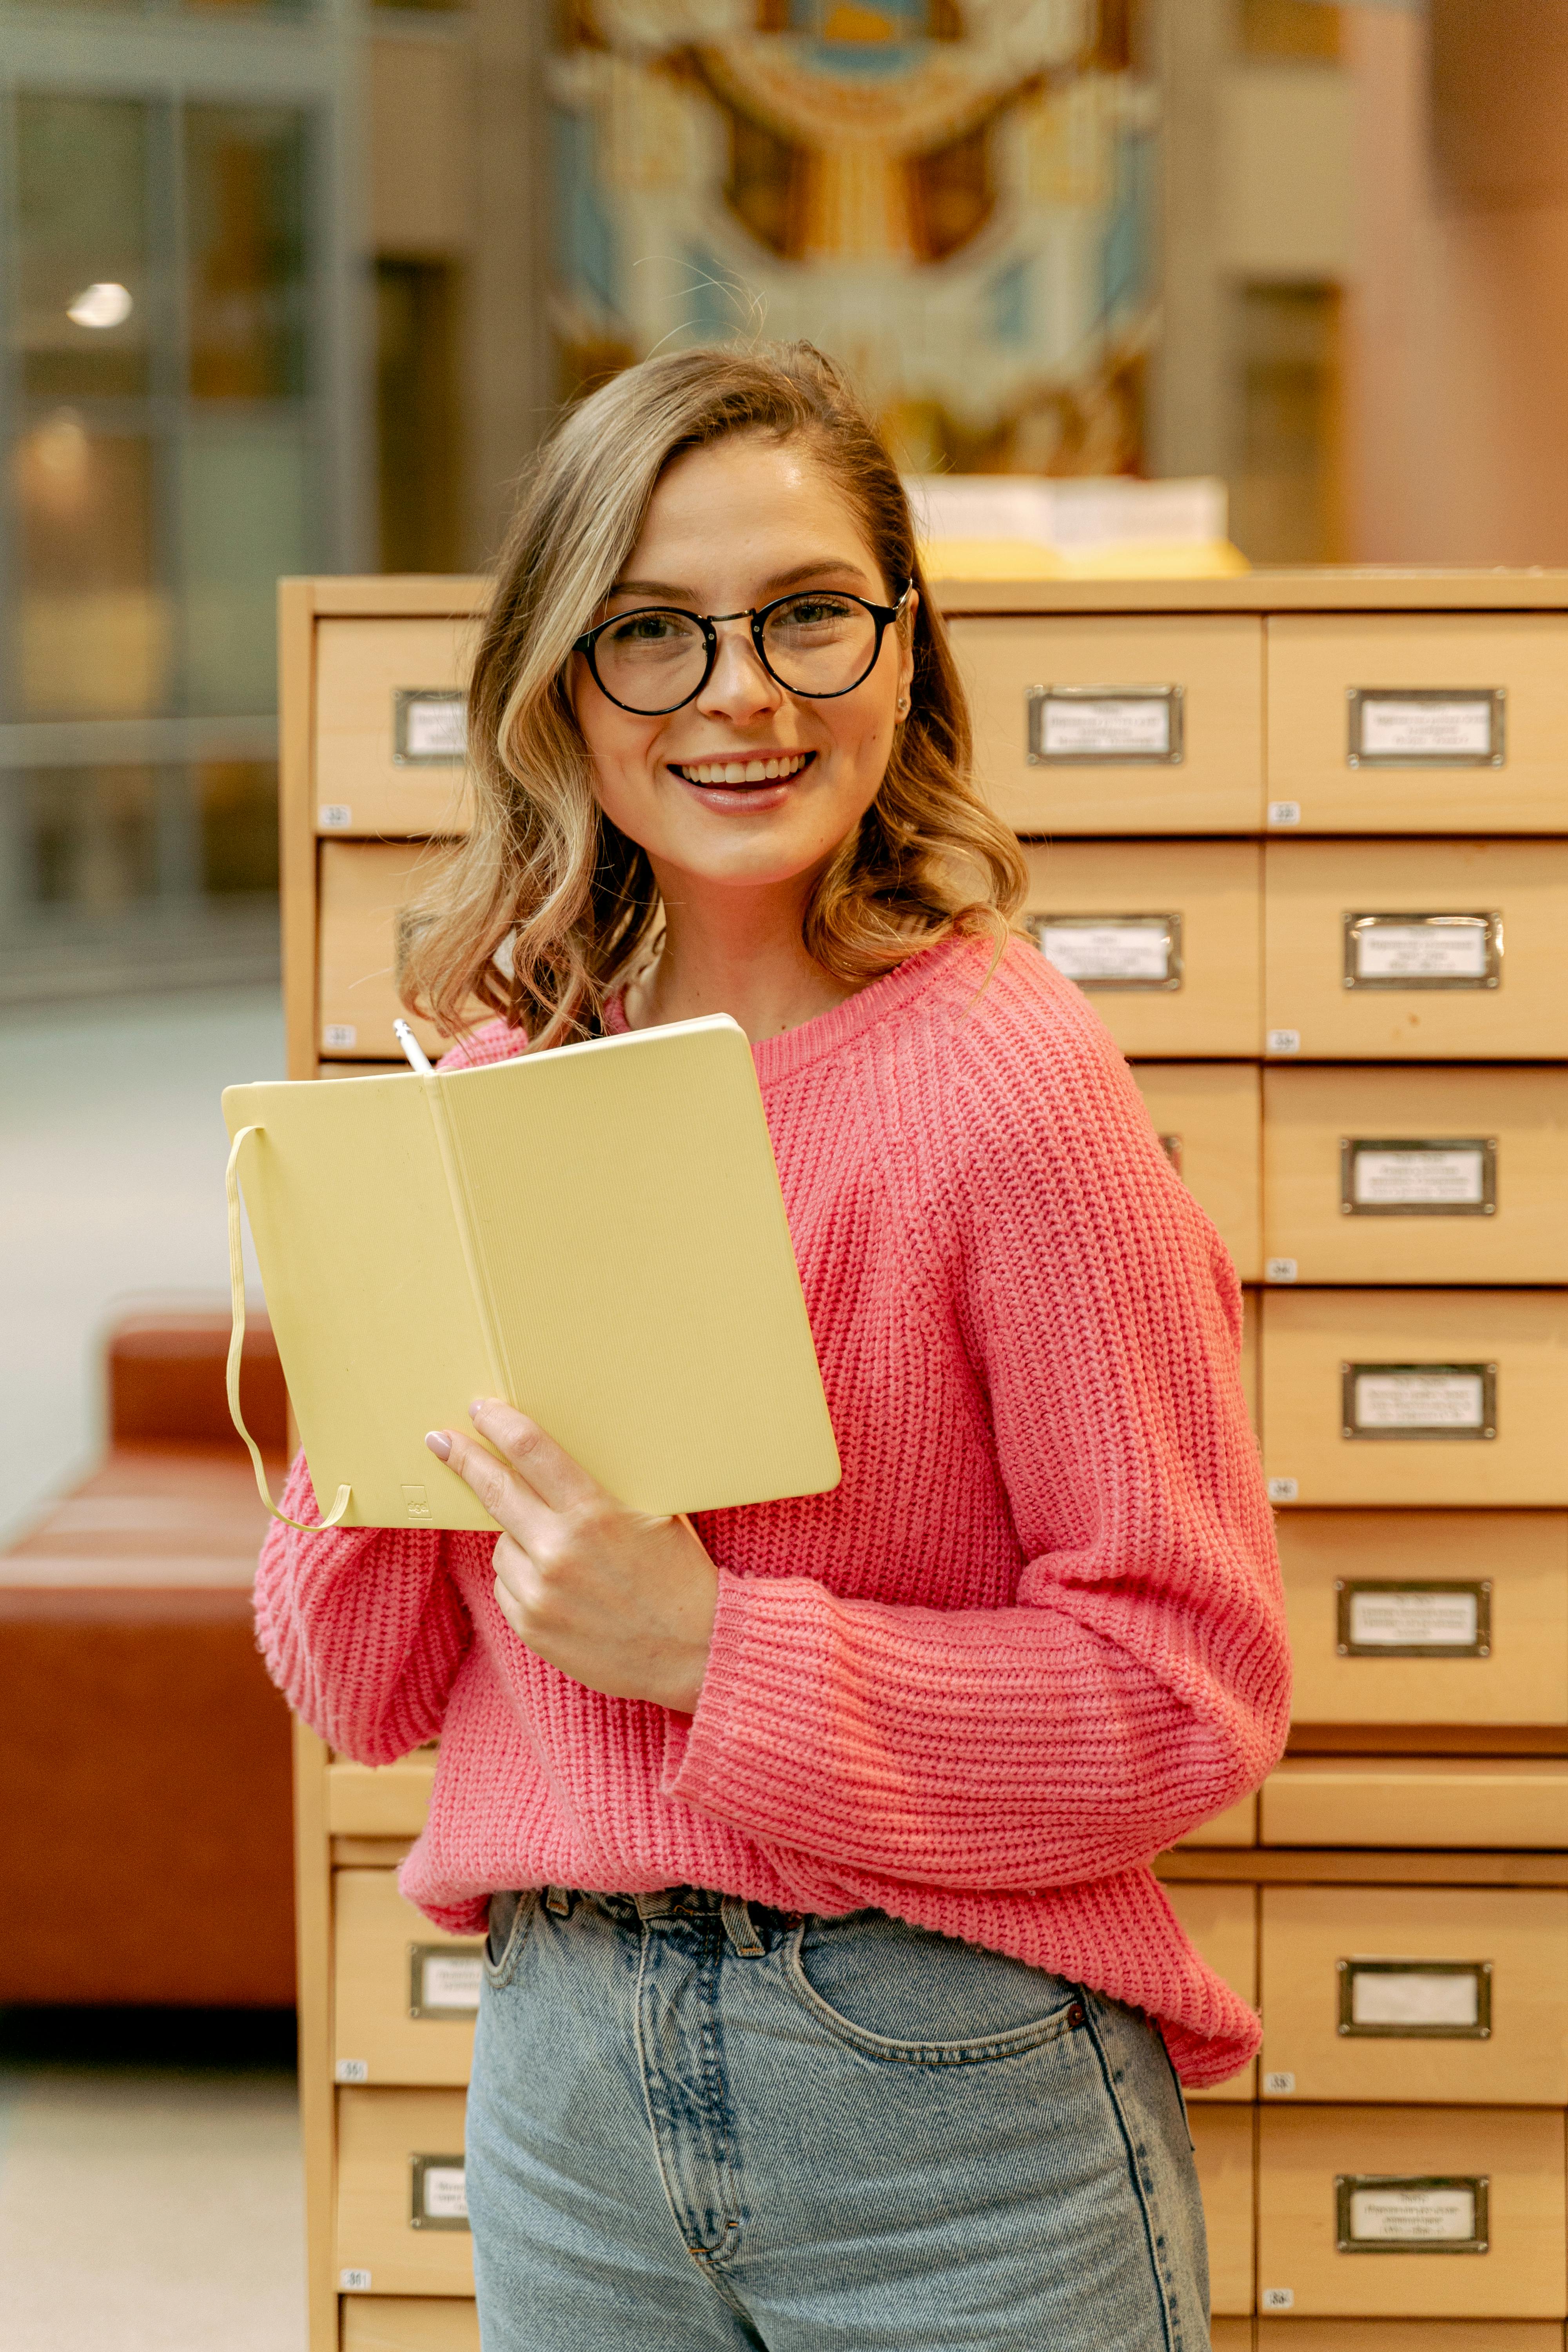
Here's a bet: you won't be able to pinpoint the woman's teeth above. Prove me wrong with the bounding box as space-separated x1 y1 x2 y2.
675 753 811 785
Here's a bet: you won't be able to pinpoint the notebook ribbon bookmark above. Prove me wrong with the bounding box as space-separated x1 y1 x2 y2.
225 1123 351 1532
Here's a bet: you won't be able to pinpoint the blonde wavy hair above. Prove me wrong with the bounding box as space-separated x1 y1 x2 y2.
398 341 1027 1047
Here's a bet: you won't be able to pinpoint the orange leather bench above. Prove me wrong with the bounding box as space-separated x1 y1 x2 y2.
0 1315 297 2005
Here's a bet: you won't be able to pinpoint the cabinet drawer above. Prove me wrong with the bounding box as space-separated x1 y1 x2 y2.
1257 2105 1567 2318
1262 1067 1568 1284
342 2299 480 2351
1279 1510 1568 1729
1259 1289 1568 1508
318 839 465 1061
1021 840 1261 1057
315 616 476 838
1257 2324 1564 2351
1165 1882 1258 2102
951 613 1264 835
1193 2105 1255 2316
1260 1887 1568 2106
1261 1758 1568 1850
1263 840 1568 1061
1265 614 1568 835
327 1755 437 1839
1132 1063 1261 1279
336 2087 473 2298
334 1869 480 2088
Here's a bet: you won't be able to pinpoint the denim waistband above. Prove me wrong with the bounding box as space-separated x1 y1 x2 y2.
543 1884 802 1956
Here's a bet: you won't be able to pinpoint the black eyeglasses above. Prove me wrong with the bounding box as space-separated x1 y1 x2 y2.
572 584 910 717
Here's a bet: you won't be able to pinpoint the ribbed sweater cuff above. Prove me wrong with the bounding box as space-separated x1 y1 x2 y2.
662 1566 826 1832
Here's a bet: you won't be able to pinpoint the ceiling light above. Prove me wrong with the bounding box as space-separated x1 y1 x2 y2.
67 283 133 330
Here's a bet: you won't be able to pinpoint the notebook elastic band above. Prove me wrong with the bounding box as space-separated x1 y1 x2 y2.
225 1124 351 1533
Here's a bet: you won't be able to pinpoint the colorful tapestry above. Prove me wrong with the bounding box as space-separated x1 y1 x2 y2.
551 2 1157 474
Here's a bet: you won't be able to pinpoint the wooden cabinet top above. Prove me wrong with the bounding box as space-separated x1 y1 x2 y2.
283 568 1568 623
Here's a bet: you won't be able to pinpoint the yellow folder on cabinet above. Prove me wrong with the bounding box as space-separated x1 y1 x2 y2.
221 1016 840 1530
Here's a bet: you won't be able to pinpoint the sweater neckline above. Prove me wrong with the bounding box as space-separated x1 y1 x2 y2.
603 936 970 1085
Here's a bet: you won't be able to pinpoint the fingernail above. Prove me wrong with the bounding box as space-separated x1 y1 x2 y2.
425 1430 452 1461
468 1399 483 1421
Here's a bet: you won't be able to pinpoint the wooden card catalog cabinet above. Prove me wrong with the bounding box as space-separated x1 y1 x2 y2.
1192 2105 1255 2317
1279 1511 1568 1729
949 614 1264 835
1265 615 1568 834
1021 841 1261 1058
1259 1290 1568 1508
1130 1064 1262 1279
1256 2106 1568 2319
336 2087 474 2298
1263 840 1568 1061
318 840 462 1062
1259 1887 1568 2107
314 617 476 839
334 1869 480 2088
1164 1882 1258 2102
1262 1067 1568 1285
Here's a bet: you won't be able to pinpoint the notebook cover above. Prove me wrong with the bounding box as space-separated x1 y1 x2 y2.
223 1017 840 1527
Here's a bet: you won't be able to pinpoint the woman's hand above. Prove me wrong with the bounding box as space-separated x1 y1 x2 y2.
426 1399 719 1713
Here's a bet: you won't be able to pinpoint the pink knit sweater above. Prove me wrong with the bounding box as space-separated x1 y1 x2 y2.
257 935 1288 2085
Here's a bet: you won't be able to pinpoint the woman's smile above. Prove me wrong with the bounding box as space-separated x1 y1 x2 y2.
667 747 817 811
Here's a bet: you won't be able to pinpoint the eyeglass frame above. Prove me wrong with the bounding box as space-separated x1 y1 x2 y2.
571 582 912 716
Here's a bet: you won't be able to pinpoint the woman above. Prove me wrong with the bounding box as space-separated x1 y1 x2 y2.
258 343 1289 2352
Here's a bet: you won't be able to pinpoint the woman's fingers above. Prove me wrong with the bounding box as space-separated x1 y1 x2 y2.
466 1399 603 1512
425 1423 554 1548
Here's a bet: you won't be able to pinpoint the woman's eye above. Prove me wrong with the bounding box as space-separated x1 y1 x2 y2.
780 597 855 628
608 612 682 643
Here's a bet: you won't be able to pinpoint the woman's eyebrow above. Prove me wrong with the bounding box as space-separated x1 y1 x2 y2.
608 557 872 604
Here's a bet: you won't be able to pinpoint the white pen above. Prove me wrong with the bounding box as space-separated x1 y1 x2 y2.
393 1018 435 1075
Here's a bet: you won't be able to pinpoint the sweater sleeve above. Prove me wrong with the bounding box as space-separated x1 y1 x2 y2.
253 1450 475 1762
663 989 1290 1891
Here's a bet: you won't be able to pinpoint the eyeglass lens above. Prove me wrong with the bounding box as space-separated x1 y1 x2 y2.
592 592 881 713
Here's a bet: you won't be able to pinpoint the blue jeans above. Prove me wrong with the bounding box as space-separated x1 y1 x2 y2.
466 1885 1209 2352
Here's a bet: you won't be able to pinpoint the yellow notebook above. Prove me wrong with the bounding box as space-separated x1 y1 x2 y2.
221 1016 840 1531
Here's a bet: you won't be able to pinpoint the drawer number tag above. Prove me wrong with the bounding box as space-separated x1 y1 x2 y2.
409 1942 485 2019
1030 913 1182 991
1338 1957 1492 2038
1026 683 1183 764
394 688 467 765
1343 1362 1496 1441
410 2154 470 2230
1343 912 1501 990
1347 686 1505 768
1341 1136 1496 1216
1336 2174 1489 2253
1337 1578 1491 1658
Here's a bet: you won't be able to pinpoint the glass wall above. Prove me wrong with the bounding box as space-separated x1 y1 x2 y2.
0 27 356 998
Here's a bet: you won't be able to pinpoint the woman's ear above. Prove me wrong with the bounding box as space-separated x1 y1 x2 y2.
897 588 919 706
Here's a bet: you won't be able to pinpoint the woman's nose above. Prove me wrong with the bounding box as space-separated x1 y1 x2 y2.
699 623 784 719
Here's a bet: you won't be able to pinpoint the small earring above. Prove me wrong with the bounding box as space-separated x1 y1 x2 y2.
897 695 910 715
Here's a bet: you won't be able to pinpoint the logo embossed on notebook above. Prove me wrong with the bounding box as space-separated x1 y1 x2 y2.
401 1485 432 1520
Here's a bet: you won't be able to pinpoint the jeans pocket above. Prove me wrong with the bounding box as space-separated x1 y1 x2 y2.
482 1888 539 1990
782 1913 1087 2067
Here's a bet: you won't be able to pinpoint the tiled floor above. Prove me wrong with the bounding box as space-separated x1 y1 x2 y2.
0 2015 305 2351
0 984 285 1547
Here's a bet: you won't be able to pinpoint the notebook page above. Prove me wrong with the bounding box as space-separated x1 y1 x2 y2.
223 1069 505 1530
434 1018 840 1516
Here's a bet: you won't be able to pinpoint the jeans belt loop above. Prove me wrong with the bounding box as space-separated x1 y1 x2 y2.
543 1886 572 1917
634 1888 675 1922
720 1894 766 1956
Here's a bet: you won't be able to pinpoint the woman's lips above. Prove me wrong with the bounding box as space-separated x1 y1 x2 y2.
668 749 815 810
